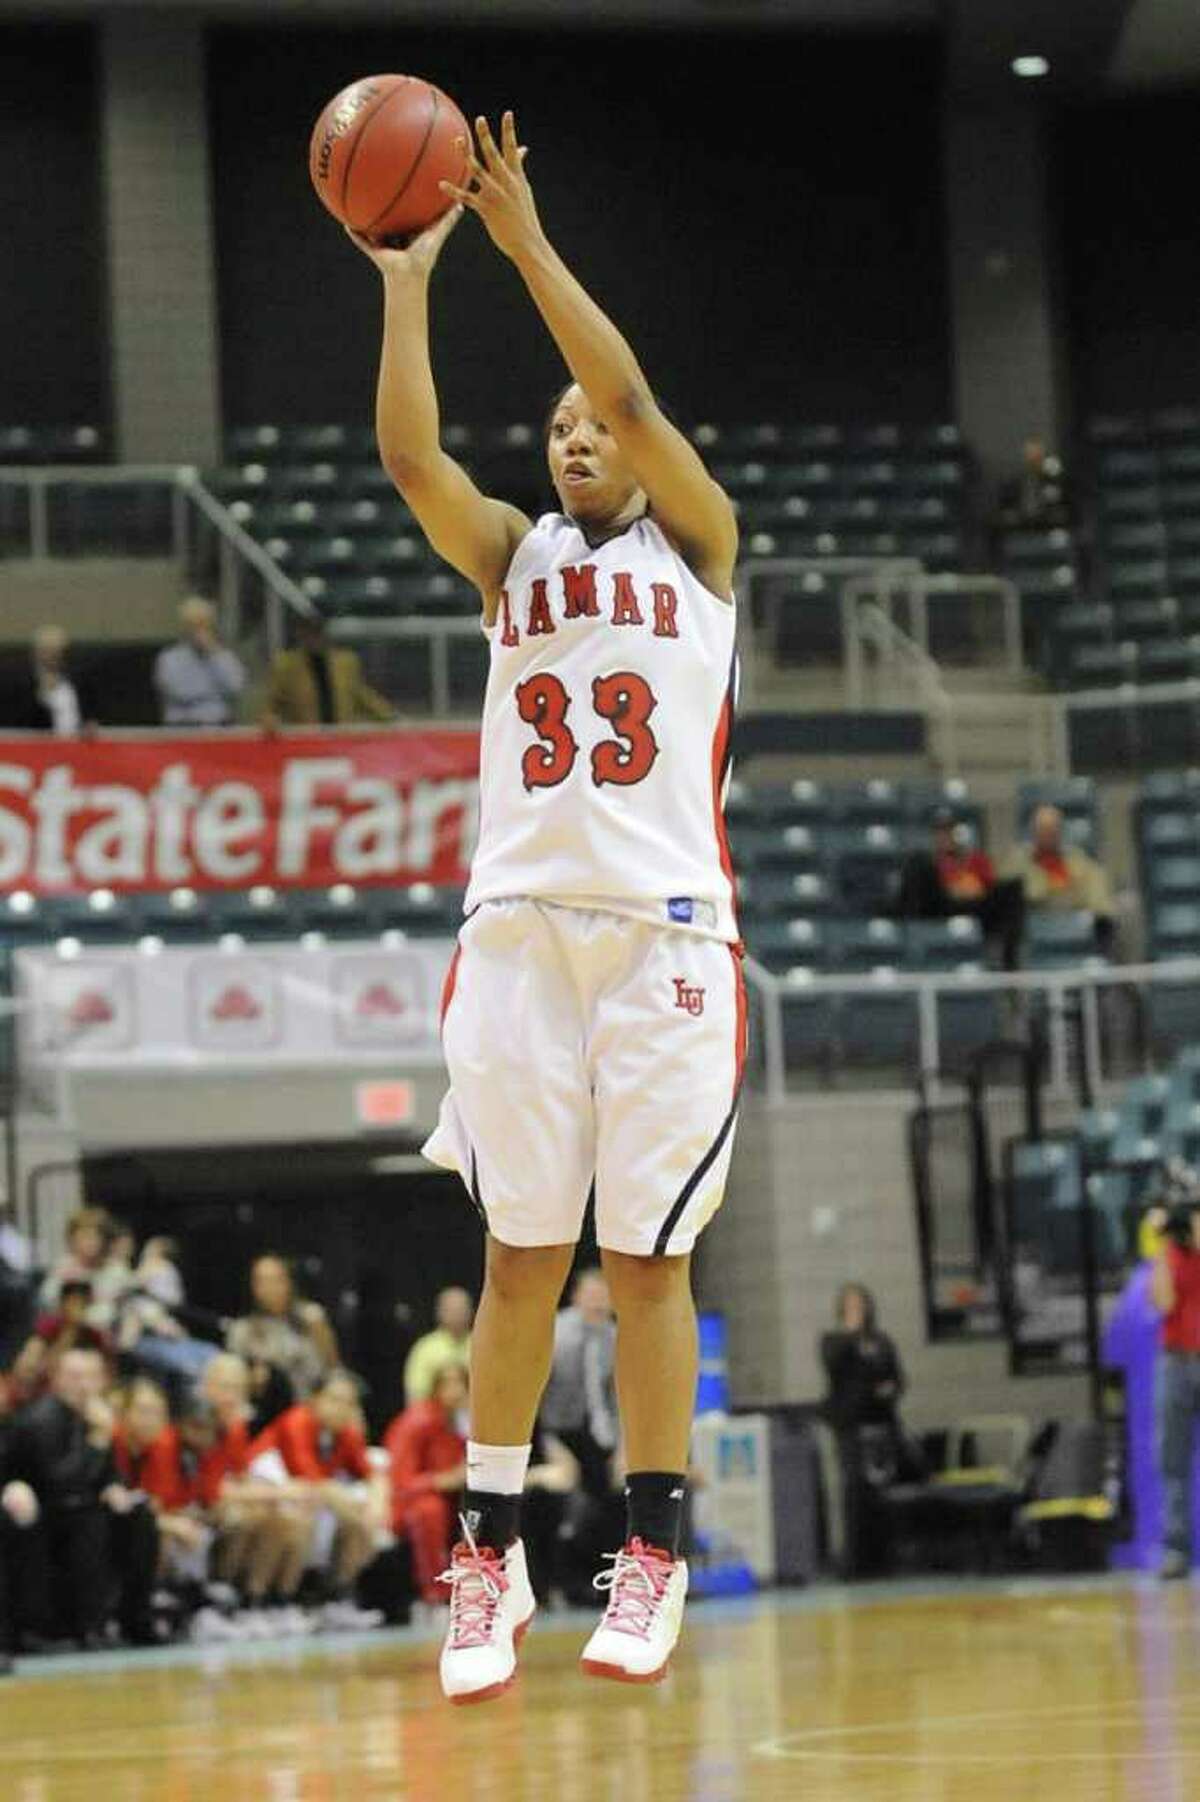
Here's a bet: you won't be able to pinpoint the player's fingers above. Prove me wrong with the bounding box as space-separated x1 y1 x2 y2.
459 139 504 200
439 180 480 212
501 109 521 166
475 114 504 175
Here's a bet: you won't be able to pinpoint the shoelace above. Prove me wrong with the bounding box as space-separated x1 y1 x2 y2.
592 1538 673 1641
437 1514 509 1650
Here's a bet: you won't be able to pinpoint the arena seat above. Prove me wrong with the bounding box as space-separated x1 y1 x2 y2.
1024 911 1100 969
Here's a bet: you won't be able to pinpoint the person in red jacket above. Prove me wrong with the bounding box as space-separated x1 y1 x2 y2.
113 1378 210 1575
384 1363 468 1605
247 1368 387 1604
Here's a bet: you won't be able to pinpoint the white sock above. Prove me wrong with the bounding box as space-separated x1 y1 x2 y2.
466 1440 532 1496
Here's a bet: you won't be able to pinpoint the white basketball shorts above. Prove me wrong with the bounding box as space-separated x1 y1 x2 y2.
423 899 747 1257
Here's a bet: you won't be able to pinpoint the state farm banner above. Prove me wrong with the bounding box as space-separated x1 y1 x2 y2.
15 939 454 1073
0 730 480 893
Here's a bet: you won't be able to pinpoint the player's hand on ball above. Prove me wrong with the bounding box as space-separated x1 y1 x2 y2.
345 202 464 280
441 110 544 263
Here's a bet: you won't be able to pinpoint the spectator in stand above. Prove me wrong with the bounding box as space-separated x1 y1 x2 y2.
197 1352 307 1612
14 625 96 736
261 612 394 729
88 1219 138 1330
0 1405 28 1674
113 1378 210 1579
227 1254 339 1401
114 1238 218 1396
4 1346 158 1647
404 1287 475 1404
18 1280 112 1397
1004 804 1116 956
0 1210 35 1371
820 1284 911 1579
244 1356 296 1437
892 809 1025 970
38 1206 113 1311
999 436 1070 529
247 1368 387 1626
154 597 246 728
385 1361 468 1606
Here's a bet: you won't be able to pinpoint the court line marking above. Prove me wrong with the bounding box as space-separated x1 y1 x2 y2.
754 1696 1200 1767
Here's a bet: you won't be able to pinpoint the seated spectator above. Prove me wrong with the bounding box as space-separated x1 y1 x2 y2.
196 1353 306 1612
1003 804 1115 955
88 1219 138 1331
403 1286 474 1405
13 625 96 736
226 1254 338 1401
154 597 246 727
38 1206 113 1311
892 809 1025 969
247 1368 388 1624
244 1356 296 1438
113 1378 210 1580
113 1240 218 1396
999 435 1070 529
0 1210 35 1371
261 613 394 728
20 1280 112 1395
384 1361 467 1606
819 1284 913 1579
0 1400 30 1675
4 1346 159 1647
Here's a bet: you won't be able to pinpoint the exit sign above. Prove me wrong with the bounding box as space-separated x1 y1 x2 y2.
355 1080 415 1127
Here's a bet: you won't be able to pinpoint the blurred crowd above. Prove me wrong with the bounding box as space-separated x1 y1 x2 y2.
0 1206 621 1671
17 600 394 735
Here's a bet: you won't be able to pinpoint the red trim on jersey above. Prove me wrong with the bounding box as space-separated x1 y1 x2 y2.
710 679 738 917
729 945 748 1099
440 944 463 1025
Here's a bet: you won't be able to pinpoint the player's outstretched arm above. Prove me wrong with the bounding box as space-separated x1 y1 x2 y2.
443 112 737 601
349 213 531 610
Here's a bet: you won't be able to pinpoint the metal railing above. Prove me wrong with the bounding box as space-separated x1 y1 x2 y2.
846 601 958 771
0 463 316 663
844 570 1024 678
744 954 1200 1108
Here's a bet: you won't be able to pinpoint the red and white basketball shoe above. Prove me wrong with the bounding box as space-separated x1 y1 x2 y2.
580 1539 689 1683
437 1523 535 1705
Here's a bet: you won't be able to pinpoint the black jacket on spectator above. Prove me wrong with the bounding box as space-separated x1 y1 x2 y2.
820 1329 906 1431
5 1394 116 1509
9 668 97 734
5 1397 157 1644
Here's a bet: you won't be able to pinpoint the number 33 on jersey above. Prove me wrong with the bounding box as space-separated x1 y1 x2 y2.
465 513 740 944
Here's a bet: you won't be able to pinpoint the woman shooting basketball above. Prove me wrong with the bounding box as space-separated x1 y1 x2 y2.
352 110 744 1705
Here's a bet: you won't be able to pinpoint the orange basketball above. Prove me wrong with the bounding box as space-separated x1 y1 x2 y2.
309 74 470 243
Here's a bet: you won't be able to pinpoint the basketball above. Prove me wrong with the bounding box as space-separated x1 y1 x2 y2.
309 74 470 242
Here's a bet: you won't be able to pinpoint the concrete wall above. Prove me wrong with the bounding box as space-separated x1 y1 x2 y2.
945 101 1068 503
0 560 181 644
100 15 221 464
704 1089 1090 1429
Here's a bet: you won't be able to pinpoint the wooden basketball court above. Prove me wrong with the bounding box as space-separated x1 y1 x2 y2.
2 1578 1196 1800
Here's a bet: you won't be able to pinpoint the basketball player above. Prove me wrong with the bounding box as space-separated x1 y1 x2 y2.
352 111 744 1704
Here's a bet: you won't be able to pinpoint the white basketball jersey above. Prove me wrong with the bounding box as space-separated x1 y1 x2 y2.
464 512 739 943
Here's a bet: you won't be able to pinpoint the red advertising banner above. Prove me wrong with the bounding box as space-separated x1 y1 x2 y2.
0 731 481 893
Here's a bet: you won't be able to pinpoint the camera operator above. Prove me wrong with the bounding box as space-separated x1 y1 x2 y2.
1148 1167 1200 1580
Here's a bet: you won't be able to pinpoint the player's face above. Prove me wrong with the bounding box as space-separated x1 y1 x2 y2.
547 386 642 524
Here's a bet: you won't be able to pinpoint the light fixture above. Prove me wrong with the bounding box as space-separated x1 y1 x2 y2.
1012 54 1050 78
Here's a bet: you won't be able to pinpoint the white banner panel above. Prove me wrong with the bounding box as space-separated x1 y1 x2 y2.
14 939 454 1074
